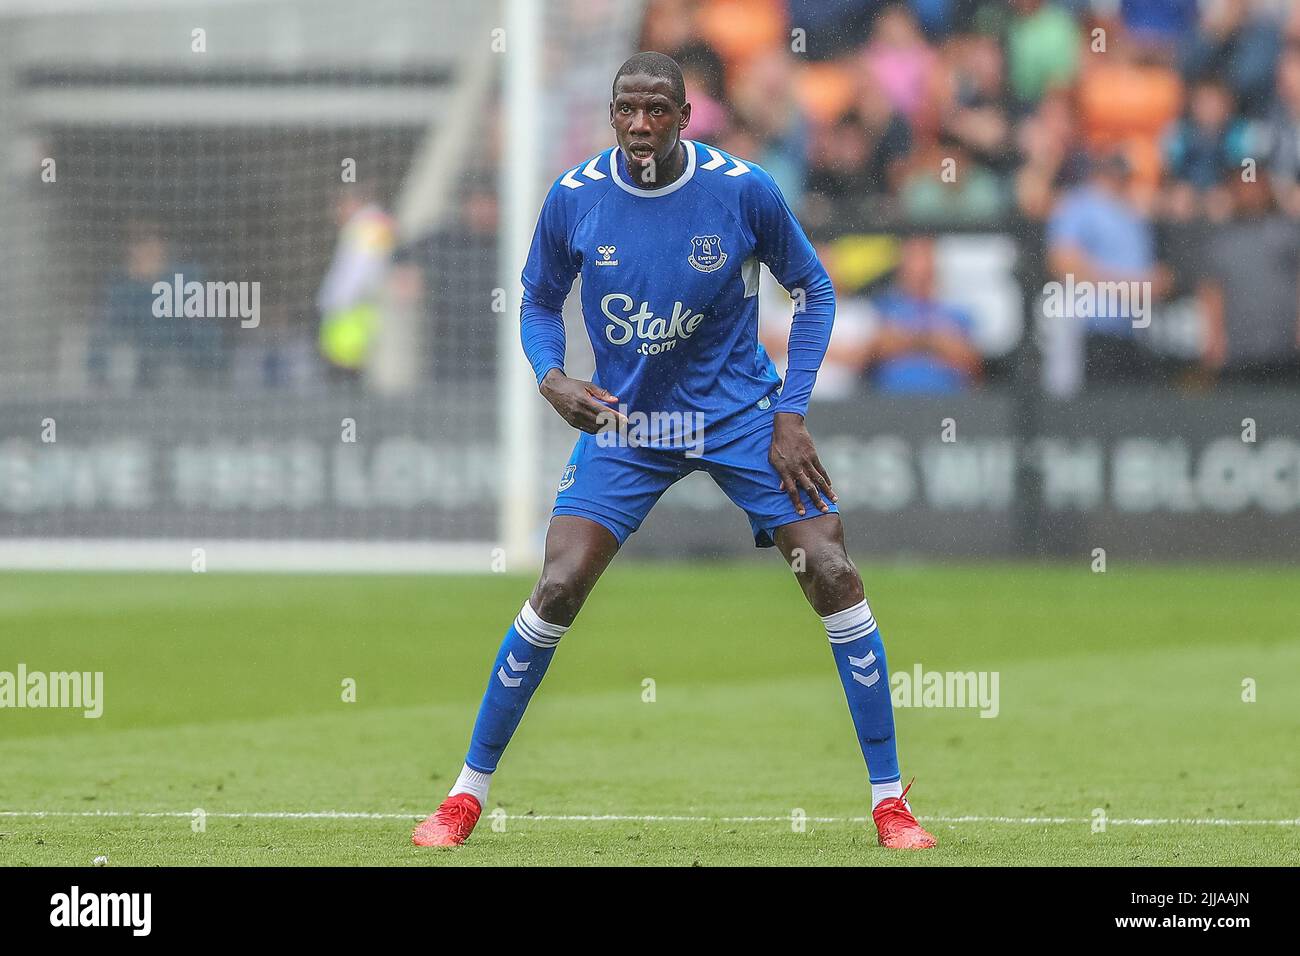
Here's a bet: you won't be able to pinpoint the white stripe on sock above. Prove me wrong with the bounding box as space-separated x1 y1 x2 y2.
514 616 559 648
516 600 568 648
821 598 876 643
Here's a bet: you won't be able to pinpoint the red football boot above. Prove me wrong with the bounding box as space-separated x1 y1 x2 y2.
872 779 937 850
412 793 482 847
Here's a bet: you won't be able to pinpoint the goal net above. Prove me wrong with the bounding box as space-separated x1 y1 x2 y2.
0 0 643 571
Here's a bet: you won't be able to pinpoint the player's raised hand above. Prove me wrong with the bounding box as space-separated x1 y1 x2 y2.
769 411 837 517
539 368 628 434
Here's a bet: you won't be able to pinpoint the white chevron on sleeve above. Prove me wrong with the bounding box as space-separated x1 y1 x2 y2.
560 167 584 189
581 155 606 180
724 156 751 177
700 146 726 170
700 146 751 177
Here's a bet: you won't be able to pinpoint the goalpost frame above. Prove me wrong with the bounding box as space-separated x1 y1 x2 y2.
497 0 544 571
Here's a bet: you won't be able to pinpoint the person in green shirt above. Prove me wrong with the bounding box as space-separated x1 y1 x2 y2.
1007 0 1083 106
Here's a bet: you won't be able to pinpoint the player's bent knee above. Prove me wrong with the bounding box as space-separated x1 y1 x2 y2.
809 556 864 610
531 571 590 628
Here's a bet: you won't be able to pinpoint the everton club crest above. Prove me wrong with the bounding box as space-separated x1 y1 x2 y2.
688 235 728 273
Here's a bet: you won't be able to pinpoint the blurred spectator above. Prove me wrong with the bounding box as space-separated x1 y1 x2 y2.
907 0 970 41
695 0 787 71
676 40 729 140
727 49 809 201
796 58 859 129
786 0 879 59
1122 0 1200 48
1005 0 1082 109
804 90 911 210
860 4 941 125
89 221 222 389
1015 86 1090 218
863 236 982 393
802 71 914 228
1162 76 1252 219
719 119 763 169
1181 0 1282 118
898 143 1009 222
640 0 701 58
1045 151 1171 393
316 184 396 383
1197 174 1300 383
397 181 500 384
1258 48 1300 215
1286 2 1300 47
1077 29 1184 207
230 305 318 391
758 244 877 401
938 32 1014 172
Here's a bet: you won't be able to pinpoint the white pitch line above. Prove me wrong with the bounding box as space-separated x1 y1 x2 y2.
0 810 1296 826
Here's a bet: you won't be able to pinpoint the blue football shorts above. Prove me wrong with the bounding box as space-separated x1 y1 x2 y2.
551 408 839 548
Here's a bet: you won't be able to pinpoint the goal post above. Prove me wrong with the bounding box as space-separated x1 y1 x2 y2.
498 0 544 571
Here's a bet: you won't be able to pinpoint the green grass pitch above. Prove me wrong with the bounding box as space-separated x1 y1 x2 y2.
1 563 1297 866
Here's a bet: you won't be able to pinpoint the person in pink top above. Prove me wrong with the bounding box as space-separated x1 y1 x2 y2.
860 5 939 124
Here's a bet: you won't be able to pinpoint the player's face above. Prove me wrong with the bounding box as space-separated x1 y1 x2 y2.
610 74 690 174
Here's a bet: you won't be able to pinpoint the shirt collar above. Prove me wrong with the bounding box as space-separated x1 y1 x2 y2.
610 140 696 198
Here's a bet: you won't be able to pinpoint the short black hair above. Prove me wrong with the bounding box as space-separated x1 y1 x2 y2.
612 51 686 107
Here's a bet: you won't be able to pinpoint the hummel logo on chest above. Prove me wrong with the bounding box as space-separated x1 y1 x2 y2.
594 245 619 266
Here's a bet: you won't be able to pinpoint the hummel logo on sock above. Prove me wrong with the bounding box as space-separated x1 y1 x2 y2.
497 651 530 688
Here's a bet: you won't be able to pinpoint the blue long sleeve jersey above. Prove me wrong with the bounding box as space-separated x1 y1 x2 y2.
520 140 835 446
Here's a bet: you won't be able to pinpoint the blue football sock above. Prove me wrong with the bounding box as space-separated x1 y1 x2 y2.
464 601 568 774
822 597 901 786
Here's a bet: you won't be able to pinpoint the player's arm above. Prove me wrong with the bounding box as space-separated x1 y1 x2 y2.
772 274 836 515
750 172 838 516
520 180 626 434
